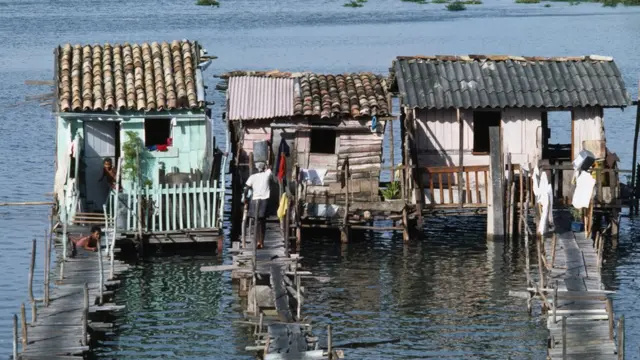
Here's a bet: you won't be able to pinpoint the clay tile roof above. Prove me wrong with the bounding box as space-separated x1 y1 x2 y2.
56 40 204 113
223 71 390 120
390 55 631 109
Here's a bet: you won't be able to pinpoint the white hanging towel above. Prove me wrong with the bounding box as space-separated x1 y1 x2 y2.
301 168 327 186
572 171 596 209
536 171 555 235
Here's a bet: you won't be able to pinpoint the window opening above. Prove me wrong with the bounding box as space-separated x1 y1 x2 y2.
473 111 501 154
310 128 337 154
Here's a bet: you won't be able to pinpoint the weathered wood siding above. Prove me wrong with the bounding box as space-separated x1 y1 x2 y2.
414 108 542 170
572 106 604 159
238 118 384 203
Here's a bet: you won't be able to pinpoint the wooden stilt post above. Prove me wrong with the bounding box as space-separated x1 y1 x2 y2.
562 316 567 359
607 297 614 340
82 283 88 346
506 153 512 240
328 324 333 360
631 80 640 216
97 239 104 305
457 109 464 208
524 166 532 287
487 127 504 241
45 227 51 306
553 281 558 324
341 161 350 244
31 299 37 326
20 304 27 349
537 235 545 290
13 314 18 359
618 315 625 360
28 239 36 303
389 104 395 183
551 233 557 269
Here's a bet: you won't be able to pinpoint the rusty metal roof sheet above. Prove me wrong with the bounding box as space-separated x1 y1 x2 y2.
227 76 294 120
57 40 204 113
224 71 390 120
390 55 631 109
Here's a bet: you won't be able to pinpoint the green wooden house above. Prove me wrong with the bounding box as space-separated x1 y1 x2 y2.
52 40 225 243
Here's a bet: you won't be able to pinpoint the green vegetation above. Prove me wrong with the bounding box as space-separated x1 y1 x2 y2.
570 207 582 222
401 0 429 3
515 0 541 4
195 0 219 6
432 0 448 4
446 1 467 9
344 0 366 7
382 182 401 200
602 0 618 6
462 0 483 4
122 132 150 185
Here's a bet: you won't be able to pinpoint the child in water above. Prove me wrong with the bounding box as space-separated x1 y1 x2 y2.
70 226 101 256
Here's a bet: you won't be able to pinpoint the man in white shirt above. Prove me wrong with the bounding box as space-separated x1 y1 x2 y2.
245 162 272 249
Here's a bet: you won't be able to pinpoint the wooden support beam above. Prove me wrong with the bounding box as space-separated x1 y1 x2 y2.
28 239 36 303
487 127 504 240
631 80 640 216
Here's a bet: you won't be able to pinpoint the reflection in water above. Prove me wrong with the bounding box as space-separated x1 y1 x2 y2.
94 255 252 360
300 217 547 359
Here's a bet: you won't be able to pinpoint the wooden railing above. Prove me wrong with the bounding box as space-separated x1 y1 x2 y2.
423 165 490 207
108 180 225 233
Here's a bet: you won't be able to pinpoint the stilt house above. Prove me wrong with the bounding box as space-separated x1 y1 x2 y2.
52 40 225 242
389 55 631 210
223 71 392 228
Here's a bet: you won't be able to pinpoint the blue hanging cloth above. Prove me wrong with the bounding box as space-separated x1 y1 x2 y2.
371 115 378 132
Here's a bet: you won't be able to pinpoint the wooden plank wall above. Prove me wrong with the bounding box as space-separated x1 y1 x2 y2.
414 107 542 188
572 106 604 160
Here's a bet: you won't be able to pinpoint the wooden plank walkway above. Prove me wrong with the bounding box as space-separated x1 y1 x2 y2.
207 215 340 359
542 211 619 360
16 230 129 359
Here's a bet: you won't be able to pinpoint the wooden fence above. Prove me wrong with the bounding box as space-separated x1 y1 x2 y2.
108 180 225 233
423 165 490 207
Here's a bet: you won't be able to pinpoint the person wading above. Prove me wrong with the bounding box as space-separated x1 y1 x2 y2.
245 162 272 249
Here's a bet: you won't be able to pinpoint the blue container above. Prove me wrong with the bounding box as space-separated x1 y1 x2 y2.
571 221 585 232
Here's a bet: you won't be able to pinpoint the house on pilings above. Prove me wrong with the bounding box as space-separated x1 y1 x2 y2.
52 40 226 247
222 71 398 241
389 55 631 226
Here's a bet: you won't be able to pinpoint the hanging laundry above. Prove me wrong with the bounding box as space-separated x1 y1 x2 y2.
371 115 378 132
156 144 168 151
277 193 289 220
277 152 287 181
166 137 173 146
274 137 290 180
300 168 327 186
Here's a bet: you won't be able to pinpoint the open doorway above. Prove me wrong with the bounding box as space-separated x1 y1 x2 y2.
543 110 572 161
82 121 119 212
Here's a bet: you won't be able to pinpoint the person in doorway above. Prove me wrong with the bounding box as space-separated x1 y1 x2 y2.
69 226 101 256
99 158 118 190
245 162 272 249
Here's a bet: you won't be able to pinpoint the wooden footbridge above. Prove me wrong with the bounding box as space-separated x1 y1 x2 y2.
202 209 343 359
11 218 129 360
528 212 625 360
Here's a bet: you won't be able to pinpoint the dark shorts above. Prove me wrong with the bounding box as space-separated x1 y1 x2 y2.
250 199 268 219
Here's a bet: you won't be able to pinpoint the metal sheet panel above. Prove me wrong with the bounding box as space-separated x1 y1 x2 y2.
227 76 294 121
391 56 631 109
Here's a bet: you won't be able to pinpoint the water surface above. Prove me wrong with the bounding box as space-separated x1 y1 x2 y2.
1 0 640 358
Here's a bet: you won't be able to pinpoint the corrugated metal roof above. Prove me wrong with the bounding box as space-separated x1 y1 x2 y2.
390 55 631 109
227 76 294 120
57 40 202 112
224 71 390 120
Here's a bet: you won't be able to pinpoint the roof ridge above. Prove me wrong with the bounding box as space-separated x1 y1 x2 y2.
395 55 615 62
